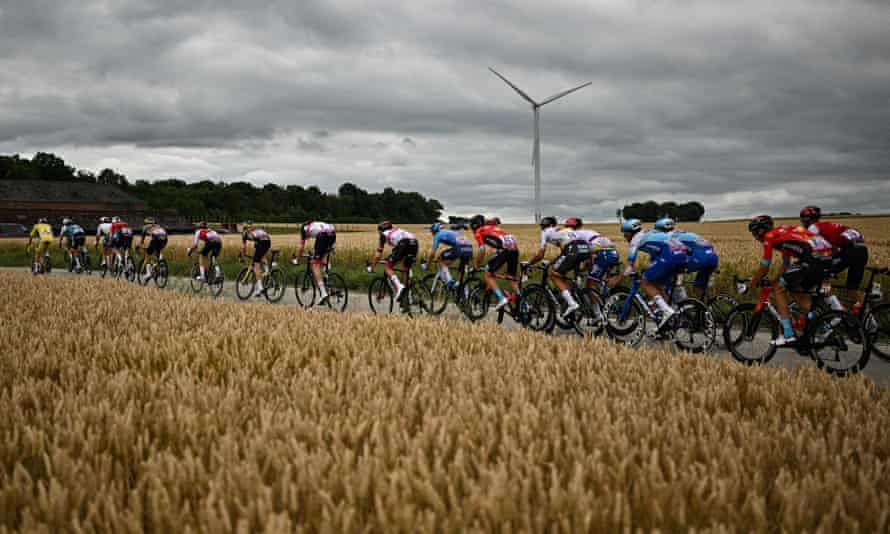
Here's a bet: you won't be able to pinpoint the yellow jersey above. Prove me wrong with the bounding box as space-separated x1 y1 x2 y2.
30 223 54 242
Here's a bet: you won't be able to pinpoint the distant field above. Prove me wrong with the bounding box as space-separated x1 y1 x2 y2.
2 272 888 531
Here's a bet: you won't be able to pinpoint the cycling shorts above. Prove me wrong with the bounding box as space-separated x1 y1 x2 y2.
440 244 473 262
386 238 418 268
589 249 620 280
146 237 167 256
780 258 828 292
311 232 336 264
252 239 271 263
34 241 51 254
66 234 86 249
686 248 719 289
200 240 222 258
486 248 519 277
831 242 869 290
643 251 687 286
553 240 591 275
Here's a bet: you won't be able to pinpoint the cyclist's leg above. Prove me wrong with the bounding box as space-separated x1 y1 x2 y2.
643 254 682 315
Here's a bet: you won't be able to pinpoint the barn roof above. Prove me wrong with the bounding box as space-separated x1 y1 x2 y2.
0 180 144 205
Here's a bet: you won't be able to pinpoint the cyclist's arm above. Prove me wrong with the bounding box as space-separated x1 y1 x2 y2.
240 234 248 257
750 245 773 288
58 227 65 248
370 234 385 267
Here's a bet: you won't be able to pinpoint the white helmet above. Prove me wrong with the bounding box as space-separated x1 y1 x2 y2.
111 216 121 223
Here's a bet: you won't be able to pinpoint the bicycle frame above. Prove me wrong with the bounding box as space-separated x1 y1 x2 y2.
617 274 681 324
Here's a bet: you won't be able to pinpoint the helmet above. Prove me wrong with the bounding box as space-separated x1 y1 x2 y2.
111 216 121 223
429 222 442 233
620 219 642 233
486 217 501 225
378 220 393 232
99 216 110 223
539 216 557 229
196 221 208 229
469 214 485 229
748 215 774 234
143 217 155 225
243 220 254 229
654 217 675 232
62 218 72 226
800 206 821 225
563 217 582 229
38 217 48 224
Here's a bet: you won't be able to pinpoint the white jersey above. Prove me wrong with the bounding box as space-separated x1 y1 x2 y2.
302 221 335 239
96 222 112 237
591 235 616 250
569 229 600 243
540 227 586 249
381 228 416 247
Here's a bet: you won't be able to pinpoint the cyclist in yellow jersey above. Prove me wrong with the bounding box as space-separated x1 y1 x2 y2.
27 217 54 273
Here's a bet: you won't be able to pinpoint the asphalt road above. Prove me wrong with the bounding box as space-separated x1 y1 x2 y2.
14 266 890 386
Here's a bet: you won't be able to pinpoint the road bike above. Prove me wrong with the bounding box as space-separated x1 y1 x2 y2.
236 249 287 303
531 261 605 337
28 246 52 275
367 262 431 316
64 246 91 275
189 252 224 297
603 271 716 353
673 268 739 327
292 253 348 312
100 248 136 282
464 262 554 331
832 266 889 362
136 247 169 288
421 260 485 316
722 277 869 376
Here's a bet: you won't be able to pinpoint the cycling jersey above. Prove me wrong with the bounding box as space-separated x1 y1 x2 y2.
379 228 417 248
627 230 688 264
806 221 864 248
31 223 54 242
301 221 335 241
96 222 112 243
591 236 616 251
242 228 270 242
540 227 589 249
670 230 718 289
60 224 85 239
194 229 221 246
142 224 168 239
110 221 129 236
670 230 714 253
473 225 518 250
432 229 472 251
760 225 831 264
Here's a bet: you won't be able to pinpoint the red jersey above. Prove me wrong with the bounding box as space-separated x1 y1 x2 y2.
761 225 831 262
473 224 518 250
807 221 864 248
110 221 129 235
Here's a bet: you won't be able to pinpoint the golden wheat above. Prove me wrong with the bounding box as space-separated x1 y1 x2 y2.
1 272 888 532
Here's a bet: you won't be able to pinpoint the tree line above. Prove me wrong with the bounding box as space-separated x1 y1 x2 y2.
622 201 705 222
1 153 444 223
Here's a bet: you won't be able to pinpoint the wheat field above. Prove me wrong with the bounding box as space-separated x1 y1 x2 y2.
2 272 889 532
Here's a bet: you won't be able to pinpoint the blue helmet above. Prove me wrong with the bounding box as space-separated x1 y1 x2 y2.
620 219 642 233
654 217 675 232
429 222 442 233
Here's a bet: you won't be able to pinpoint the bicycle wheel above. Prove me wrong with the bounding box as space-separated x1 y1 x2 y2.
604 292 647 346
235 268 256 300
517 285 555 332
66 252 74 273
707 293 738 327
189 264 205 293
422 273 449 315
521 284 557 332
463 284 491 322
672 299 716 353
368 277 395 315
155 259 168 288
321 272 348 312
863 302 890 361
99 257 108 278
124 256 136 282
294 271 316 308
208 264 224 297
82 251 92 275
722 303 779 365
571 288 605 338
264 268 287 303
137 259 150 285
807 311 869 376
401 280 432 317
43 255 52 274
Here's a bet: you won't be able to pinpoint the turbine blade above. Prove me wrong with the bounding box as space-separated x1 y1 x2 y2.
539 81 592 106
489 67 537 105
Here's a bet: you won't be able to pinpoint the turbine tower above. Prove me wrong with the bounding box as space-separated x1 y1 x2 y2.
489 67 591 223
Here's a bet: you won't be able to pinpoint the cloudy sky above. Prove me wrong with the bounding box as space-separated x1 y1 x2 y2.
1 0 889 221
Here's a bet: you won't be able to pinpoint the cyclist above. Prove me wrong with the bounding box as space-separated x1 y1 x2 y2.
747 215 833 346
563 217 620 289
654 217 719 301
294 220 336 303
27 217 54 274
58 218 87 269
188 222 223 281
470 215 520 311
615 218 689 328
110 216 134 264
422 222 474 290
138 217 168 279
240 221 272 298
800 206 869 313
528 216 592 318
95 216 113 268
368 221 418 301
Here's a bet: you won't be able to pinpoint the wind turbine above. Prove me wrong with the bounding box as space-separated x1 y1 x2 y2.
489 67 591 223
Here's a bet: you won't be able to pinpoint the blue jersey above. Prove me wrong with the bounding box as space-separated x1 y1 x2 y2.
627 230 688 264
432 230 472 251
670 230 715 254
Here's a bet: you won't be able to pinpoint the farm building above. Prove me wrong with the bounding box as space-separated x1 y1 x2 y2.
0 180 186 232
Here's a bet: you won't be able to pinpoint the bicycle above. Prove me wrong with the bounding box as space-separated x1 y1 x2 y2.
421 260 485 316
235 250 287 303
531 261 605 337
673 268 739 328
64 246 91 275
722 277 869 376
100 248 136 281
188 251 224 297
367 261 431 316
136 247 169 288
292 253 348 312
838 266 889 362
464 262 554 331
27 246 52 275
603 271 716 352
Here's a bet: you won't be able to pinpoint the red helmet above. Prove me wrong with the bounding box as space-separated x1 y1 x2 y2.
799 206 821 225
563 217 582 229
